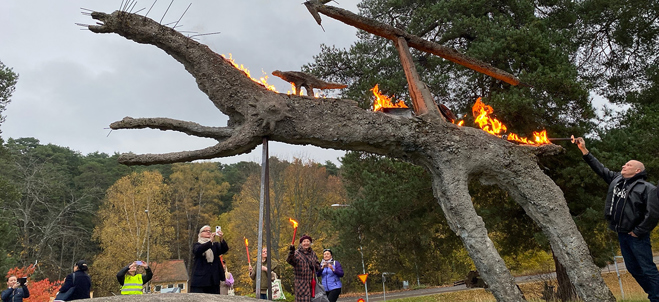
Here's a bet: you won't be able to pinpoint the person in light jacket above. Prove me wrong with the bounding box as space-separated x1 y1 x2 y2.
116 261 153 295
316 248 344 302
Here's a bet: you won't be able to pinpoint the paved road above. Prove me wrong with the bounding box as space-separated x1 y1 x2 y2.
336 256 659 301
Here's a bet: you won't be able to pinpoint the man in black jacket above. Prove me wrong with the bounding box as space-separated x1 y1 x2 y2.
576 137 659 302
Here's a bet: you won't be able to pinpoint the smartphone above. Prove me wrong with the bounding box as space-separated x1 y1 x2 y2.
135 261 144 265
18 277 27 285
216 226 221 233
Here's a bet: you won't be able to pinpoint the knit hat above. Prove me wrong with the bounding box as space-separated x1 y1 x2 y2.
299 234 313 244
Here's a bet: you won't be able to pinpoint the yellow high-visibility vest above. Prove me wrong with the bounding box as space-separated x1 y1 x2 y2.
121 273 143 295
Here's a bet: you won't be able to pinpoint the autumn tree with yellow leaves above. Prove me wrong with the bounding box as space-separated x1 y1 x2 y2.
168 162 229 276
218 158 345 295
92 171 173 296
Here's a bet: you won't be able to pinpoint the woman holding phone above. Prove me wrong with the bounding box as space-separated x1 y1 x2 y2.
2 276 29 302
317 248 344 302
116 261 153 294
190 225 229 294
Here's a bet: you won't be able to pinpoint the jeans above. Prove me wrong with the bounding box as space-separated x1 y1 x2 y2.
618 233 659 302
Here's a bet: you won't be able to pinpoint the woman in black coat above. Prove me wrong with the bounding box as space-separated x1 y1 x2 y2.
190 225 229 294
58 260 91 301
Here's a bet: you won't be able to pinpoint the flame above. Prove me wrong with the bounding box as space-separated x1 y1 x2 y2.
470 97 550 146
456 120 464 126
289 218 298 228
221 54 278 92
244 238 249 246
472 97 507 135
371 84 409 112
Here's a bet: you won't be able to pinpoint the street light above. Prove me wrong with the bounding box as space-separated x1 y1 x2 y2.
382 272 394 302
330 204 369 302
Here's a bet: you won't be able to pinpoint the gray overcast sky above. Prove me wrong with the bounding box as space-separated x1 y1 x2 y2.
0 0 362 165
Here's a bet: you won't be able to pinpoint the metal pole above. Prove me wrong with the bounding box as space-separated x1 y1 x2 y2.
264 138 272 300
145 210 150 293
359 232 369 302
614 255 625 300
256 138 268 298
382 273 386 302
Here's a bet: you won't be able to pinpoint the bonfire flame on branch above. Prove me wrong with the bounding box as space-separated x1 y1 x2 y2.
221 53 278 92
471 97 550 146
371 84 409 112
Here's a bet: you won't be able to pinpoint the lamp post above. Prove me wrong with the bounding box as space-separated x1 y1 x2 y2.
145 209 151 293
331 204 369 302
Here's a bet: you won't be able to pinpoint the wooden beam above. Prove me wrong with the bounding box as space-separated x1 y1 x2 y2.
306 1 523 86
394 37 443 119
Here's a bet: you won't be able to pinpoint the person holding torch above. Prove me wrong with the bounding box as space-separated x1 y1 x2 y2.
575 137 659 302
249 247 278 299
190 225 229 294
287 234 320 302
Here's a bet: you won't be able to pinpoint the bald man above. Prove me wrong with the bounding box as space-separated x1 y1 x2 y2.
576 137 659 302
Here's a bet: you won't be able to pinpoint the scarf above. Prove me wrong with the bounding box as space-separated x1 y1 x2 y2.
198 237 214 263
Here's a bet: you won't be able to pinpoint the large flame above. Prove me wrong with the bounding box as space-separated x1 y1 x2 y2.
289 218 299 228
371 84 409 112
471 97 550 146
221 53 278 92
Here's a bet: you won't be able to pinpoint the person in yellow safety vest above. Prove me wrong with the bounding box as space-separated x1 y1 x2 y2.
116 261 153 295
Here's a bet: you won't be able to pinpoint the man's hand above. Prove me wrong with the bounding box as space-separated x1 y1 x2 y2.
11 282 19 289
574 137 589 155
216 230 224 241
629 231 638 237
248 264 253 273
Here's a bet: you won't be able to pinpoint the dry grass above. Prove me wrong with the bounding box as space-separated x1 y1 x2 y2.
389 271 650 302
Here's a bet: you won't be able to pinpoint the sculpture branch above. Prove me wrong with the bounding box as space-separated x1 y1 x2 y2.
110 117 235 140
305 1 524 86
118 133 261 165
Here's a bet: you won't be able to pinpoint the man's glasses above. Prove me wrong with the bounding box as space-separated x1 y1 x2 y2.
201 230 211 233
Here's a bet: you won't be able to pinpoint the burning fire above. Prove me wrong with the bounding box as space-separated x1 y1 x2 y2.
289 218 299 228
371 84 409 112
471 97 550 146
221 53 277 92
244 238 248 246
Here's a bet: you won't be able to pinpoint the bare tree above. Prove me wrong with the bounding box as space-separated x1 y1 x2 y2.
85 2 615 301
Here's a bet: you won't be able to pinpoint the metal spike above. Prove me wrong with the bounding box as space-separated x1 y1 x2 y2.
134 7 146 14
160 0 174 24
75 23 91 27
172 3 191 29
144 0 157 19
189 31 221 38
120 0 125 11
129 1 138 13
80 7 94 12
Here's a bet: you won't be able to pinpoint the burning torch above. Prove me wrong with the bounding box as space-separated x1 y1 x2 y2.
289 218 299 246
244 237 251 266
